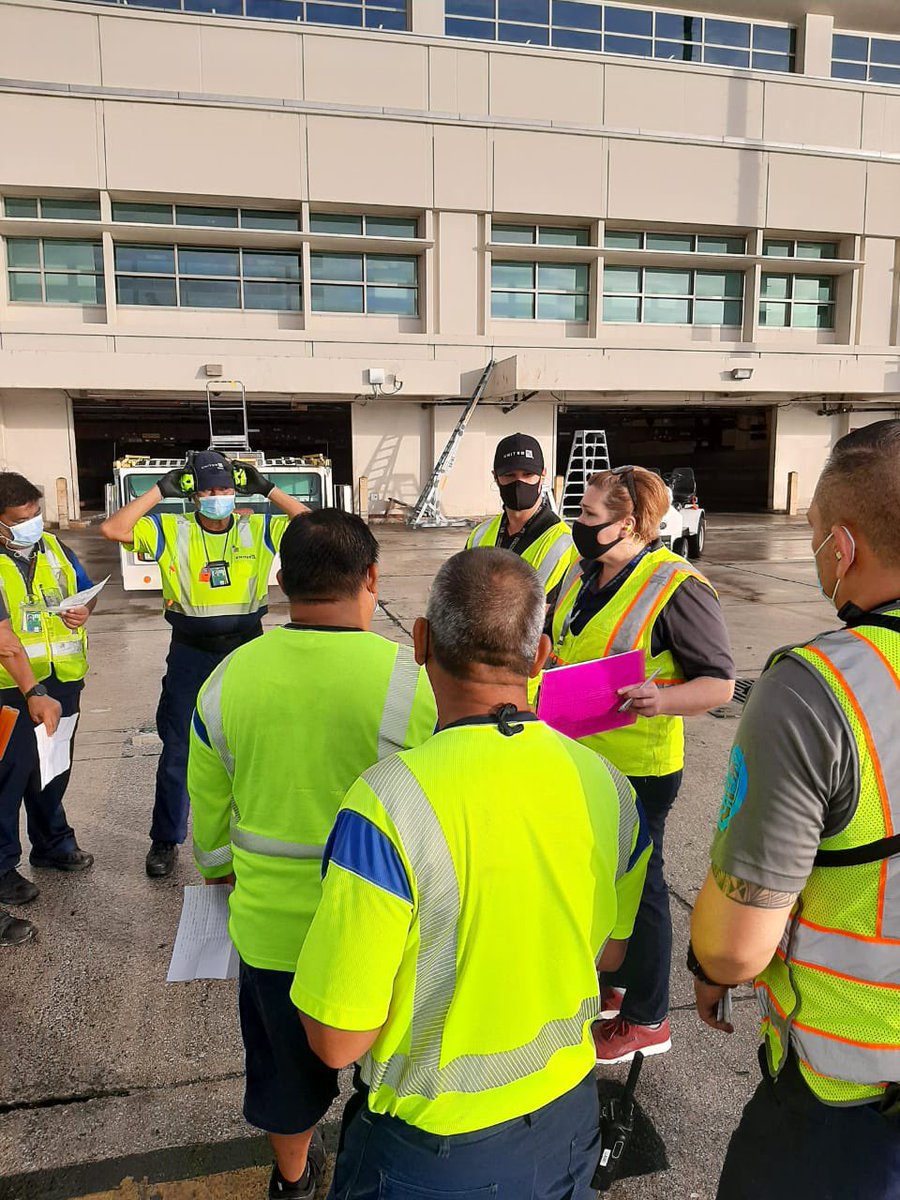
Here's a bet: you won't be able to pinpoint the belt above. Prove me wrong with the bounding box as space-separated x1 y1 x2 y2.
171 624 262 655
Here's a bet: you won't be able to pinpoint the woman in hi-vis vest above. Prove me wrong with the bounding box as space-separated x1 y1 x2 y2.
548 466 734 1065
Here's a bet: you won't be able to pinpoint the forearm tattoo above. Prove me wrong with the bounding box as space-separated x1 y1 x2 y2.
712 863 798 909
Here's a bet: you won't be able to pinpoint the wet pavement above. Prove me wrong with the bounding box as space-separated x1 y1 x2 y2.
0 513 838 1200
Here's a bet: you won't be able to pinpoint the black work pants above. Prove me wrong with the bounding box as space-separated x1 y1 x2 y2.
602 770 682 1026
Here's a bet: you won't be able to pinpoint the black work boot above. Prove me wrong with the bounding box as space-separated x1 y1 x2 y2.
0 869 39 905
0 908 36 946
29 846 94 872
268 1129 325 1199
145 841 178 878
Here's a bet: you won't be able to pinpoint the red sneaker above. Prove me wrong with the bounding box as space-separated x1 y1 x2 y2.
599 986 625 1020
593 1016 672 1064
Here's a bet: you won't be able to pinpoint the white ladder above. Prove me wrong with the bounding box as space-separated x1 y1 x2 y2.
561 430 610 518
205 380 251 454
408 360 495 528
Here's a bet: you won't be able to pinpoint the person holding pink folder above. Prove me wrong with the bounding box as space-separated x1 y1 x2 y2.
548 465 735 1065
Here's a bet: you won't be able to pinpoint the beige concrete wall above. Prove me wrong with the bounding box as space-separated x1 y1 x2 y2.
0 390 78 523
351 400 431 515
771 405 835 511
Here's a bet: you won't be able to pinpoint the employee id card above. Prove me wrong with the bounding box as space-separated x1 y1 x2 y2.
199 561 231 588
22 604 44 635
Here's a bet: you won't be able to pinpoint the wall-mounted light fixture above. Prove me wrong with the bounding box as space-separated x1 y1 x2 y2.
730 367 754 381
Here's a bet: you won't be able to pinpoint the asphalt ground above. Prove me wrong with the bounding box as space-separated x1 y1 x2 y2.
0 513 839 1200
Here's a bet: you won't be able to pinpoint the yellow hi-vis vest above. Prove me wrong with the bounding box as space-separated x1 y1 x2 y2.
466 513 578 597
548 546 713 776
0 534 88 689
756 616 900 1105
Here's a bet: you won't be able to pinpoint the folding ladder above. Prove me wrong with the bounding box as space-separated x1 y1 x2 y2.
561 429 610 519
408 360 496 528
205 380 251 454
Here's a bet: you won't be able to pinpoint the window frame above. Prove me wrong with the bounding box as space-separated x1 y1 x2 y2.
759 273 836 330
113 243 303 311
6 237 105 306
67 0 409 28
310 250 420 315
832 31 900 86
490 257 591 321
601 264 745 326
3 196 102 222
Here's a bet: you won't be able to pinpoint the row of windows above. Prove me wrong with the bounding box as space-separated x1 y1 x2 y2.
446 2 795 72
832 32 900 88
70 0 407 28
495 223 841 261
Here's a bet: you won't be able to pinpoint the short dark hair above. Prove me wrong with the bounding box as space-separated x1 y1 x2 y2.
816 420 900 568
0 473 41 515
426 548 544 681
279 509 379 601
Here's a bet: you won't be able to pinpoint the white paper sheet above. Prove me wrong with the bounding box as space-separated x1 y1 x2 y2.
34 713 79 789
44 575 111 613
167 884 239 983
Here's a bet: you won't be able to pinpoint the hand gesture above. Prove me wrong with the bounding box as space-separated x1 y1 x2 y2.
233 461 274 498
158 464 190 499
617 681 665 718
27 693 62 735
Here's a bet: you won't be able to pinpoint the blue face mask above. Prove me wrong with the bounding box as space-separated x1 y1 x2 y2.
198 495 235 520
3 512 43 548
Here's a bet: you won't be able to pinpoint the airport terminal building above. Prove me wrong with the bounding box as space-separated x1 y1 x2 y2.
2 0 900 520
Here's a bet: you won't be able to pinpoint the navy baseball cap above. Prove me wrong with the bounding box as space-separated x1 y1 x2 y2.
192 451 233 492
493 433 544 475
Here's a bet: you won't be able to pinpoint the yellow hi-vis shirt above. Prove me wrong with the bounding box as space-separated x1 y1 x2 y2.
292 714 651 1136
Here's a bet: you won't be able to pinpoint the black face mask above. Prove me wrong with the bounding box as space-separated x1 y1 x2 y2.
498 479 542 512
572 518 625 561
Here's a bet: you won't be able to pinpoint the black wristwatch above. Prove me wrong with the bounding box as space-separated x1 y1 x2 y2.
686 941 725 987
25 684 49 700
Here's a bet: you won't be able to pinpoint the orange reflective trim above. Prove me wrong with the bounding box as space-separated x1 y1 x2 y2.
754 979 788 1018
791 955 900 991
797 915 900 947
757 979 899 1051
848 629 898 838
603 587 645 656
632 578 677 651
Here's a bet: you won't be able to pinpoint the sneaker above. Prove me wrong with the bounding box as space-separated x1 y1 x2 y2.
593 1016 672 1065
268 1130 325 1199
599 986 625 1020
145 842 178 878
0 869 39 905
0 908 36 946
29 847 93 872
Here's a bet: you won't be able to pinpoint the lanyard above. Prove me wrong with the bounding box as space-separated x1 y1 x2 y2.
198 522 234 566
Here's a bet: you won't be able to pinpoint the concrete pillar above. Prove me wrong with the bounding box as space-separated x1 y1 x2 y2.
799 13 834 80
409 0 443 36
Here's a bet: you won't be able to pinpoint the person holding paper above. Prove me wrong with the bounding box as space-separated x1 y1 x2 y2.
466 433 577 607
548 465 734 1065
100 450 307 880
290 548 650 1199
188 510 436 1200
0 472 96 940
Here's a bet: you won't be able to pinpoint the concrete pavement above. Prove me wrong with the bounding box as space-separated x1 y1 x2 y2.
0 514 837 1199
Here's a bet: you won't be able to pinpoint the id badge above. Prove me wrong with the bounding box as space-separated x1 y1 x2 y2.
207 561 231 589
24 608 44 635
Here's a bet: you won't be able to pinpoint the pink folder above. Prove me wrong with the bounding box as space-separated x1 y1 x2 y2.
537 649 646 740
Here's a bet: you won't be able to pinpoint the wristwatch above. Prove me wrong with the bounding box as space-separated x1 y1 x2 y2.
686 941 726 987
25 684 49 700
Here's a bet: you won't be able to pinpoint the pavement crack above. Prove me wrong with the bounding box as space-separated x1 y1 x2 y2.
377 600 413 639
0 1070 245 1116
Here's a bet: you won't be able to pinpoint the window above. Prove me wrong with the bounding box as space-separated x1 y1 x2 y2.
6 238 105 304
114 244 302 309
603 266 743 325
3 197 101 221
69 0 408 28
492 222 590 246
445 3 795 73
760 275 835 329
311 252 418 314
763 239 839 260
310 213 419 238
491 260 590 320
111 202 301 231
833 32 900 86
604 229 747 254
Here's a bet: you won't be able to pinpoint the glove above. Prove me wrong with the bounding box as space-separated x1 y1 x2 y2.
158 464 190 499
233 461 274 498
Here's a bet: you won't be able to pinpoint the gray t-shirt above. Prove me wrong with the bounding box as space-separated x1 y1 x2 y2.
711 653 859 894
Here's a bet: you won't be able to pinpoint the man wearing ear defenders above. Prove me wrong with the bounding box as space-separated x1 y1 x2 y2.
466 434 577 608
692 420 900 1199
101 450 307 879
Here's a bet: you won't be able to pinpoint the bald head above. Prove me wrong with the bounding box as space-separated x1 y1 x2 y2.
425 548 545 681
815 421 900 569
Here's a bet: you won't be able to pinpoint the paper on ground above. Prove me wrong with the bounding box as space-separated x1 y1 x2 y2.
538 649 646 740
44 575 111 613
167 884 239 982
35 713 79 789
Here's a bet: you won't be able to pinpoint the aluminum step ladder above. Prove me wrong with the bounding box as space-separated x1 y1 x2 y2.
205 380 251 454
408 360 495 528
561 429 610 519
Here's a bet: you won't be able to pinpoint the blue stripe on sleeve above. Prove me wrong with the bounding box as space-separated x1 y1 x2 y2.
191 708 212 748
59 542 94 591
149 512 164 561
628 797 653 871
322 810 412 904
263 513 275 557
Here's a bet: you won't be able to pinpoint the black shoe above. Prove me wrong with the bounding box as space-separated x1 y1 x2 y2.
146 842 178 878
0 908 36 946
29 847 94 872
268 1130 325 1199
0 869 39 905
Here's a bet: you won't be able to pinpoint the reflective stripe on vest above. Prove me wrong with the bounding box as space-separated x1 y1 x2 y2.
468 519 497 548
604 562 694 657
469 516 574 590
378 646 422 759
358 753 597 1101
168 515 265 618
534 532 573 588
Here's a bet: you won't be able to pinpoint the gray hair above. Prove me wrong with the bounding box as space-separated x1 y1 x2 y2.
426 547 545 680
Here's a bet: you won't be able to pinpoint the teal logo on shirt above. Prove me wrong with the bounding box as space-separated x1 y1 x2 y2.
718 745 748 832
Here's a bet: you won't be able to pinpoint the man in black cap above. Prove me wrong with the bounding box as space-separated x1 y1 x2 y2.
466 433 576 606
101 451 307 877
